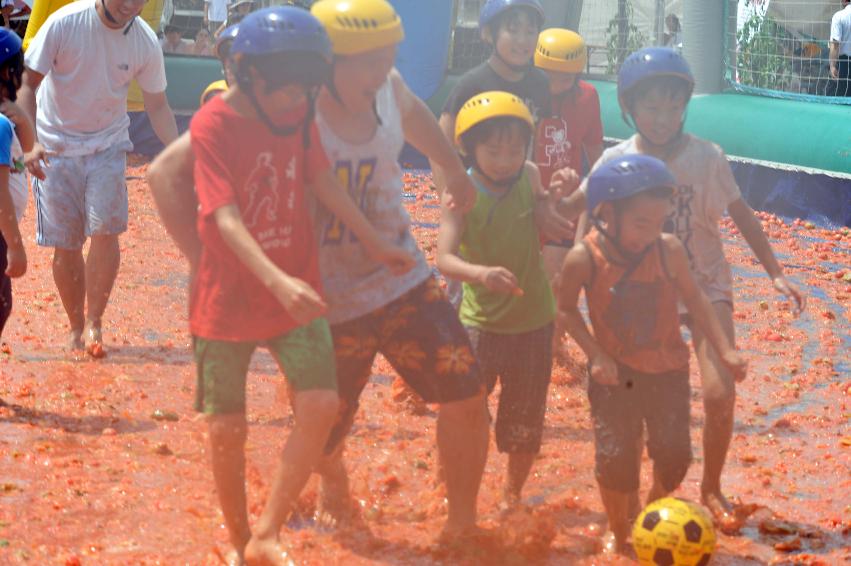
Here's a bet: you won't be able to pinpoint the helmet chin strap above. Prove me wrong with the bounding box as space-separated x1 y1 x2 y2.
100 0 136 34
626 110 688 159
326 66 383 126
245 82 314 146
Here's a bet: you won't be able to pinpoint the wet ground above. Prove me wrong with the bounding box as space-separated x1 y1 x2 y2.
0 164 848 564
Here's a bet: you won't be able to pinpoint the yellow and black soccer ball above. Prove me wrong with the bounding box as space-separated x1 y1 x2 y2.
632 497 716 566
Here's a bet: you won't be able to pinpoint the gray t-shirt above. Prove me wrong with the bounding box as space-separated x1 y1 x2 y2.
593 135 742 304
314 75 431 325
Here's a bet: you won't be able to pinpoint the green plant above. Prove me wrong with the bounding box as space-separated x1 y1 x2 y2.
606 0 647 74
735 3 795 90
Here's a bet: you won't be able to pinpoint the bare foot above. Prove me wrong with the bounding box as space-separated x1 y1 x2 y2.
243 536 294 566
600 530 633 557
223 549 245 566
500 487 522 515
702 490 745 534
68 328 85 352
84 323 107 359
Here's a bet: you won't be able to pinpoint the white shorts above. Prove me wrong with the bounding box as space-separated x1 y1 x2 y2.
33 146 129 250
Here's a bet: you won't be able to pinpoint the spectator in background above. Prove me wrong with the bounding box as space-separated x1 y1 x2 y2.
191 28 214 57
214 0 254 38
664 13 682 53
829 0 851 96
160 24 191 55
1 0 14 28
204 0 229 35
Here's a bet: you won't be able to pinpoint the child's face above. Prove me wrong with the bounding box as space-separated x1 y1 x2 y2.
473 123 528 185
196 30 210 45
252 73 311 117
630 86 688 146
486 10 539 68
604 195 672 254
332 45 397 113
545 70 577 95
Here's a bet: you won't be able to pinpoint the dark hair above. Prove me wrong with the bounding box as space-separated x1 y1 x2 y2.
622 74 692 110
612 185 674 213
0 50 23 101
237 50 330 93
459 115 533 157
164 24 182 35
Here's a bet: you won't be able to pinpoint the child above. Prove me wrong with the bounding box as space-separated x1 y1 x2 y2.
0 29 29 338
597 47 806 531
188 8 412 564
558 155 748 554
533 28 603 358
437 91 555 509
309 0 489 540
215 24 239 86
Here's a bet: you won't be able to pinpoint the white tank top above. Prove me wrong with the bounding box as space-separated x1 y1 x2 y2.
314 75 431 325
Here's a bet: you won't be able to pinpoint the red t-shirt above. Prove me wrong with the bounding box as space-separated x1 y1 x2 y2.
189 95 329 341
534 80 603 188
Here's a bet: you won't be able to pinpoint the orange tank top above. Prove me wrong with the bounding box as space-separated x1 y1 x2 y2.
583 230 689 374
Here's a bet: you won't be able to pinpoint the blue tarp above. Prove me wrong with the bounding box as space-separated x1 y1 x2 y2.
392 0 452 102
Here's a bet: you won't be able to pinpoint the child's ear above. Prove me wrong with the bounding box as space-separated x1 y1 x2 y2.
480 26 493 44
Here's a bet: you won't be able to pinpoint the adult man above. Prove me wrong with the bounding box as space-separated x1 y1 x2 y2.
19 0 178 355
829 0 851 96
204 0 229 35
159 24 191 54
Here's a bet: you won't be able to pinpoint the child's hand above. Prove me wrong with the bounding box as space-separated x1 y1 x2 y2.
372 241 416 276
24 142 50 181
549 166 581 199
443 168 476 213
773 275 805 317
721 350 748 382
589 352 618 385
478 266 519 295
271 275 327 325
5 241 26 278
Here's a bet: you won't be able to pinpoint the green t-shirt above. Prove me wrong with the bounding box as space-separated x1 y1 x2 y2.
458 170 556 334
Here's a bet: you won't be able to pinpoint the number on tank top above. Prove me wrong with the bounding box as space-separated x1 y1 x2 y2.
323 158 377 245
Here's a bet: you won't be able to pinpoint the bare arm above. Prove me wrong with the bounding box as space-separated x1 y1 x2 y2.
141 90 179 146
146 132 201 267
310 168 414 274
728 197 805 314
429 112 455 197
214 204 326 323
664 234 748 381
557 243 617 384
585 143 604 168
0 101 35 152
394 71 474 212
19 69 48 180
830 41 840 78
0 168 25 277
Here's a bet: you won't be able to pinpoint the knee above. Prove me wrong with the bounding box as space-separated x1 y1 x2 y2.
440 391 487 425
653 443 691 493
703 383 735 416
295 390 340 429
208 414 248 447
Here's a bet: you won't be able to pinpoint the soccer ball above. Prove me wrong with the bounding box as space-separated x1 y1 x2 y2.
632 497 716 566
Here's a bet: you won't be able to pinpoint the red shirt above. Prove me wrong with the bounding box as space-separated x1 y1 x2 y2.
189 96 329 341
534 80 603 188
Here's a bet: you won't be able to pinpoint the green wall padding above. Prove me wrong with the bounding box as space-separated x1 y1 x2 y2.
164 55 224 113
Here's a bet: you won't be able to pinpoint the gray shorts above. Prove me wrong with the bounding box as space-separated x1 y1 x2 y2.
33 146 129 249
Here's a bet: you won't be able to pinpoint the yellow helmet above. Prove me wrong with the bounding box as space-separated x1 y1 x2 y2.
200 80 228 106
311 0 404 56
454 91 534 147
535 28 587 74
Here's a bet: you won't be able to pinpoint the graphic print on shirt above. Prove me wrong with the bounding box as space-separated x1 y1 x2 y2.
603 279 663 353
665 184 695 262
241 153 296 250
323 157 377 245
538 116 571 170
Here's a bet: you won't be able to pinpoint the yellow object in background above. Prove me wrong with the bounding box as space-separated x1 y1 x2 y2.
22 0 74 51
128 0 165 112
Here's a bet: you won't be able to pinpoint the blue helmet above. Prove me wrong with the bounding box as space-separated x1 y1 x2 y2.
617 47 694 98
0 28 22 67
230 6 331 60
215 24 239 60
479 0 544 29
586 155 676 214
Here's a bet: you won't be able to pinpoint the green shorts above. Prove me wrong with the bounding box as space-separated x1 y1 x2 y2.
193 317 337 415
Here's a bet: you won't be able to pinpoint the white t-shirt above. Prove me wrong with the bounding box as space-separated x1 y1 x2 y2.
831 5 851 56
590 135 742 305
25 0 167 156
205 0 230 23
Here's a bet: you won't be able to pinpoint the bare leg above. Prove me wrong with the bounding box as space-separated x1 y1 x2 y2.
209 413 252 562
691 302 742 532
542 246 569 361
437 392 489 534
315 444 354 528
598 484 633 554
504 452 535 509
52 247 86 350
244 390 339 565
84 234 120 354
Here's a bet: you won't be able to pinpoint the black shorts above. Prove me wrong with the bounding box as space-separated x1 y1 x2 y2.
588 364 692 493
324 277 483 453
466 323 553 453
